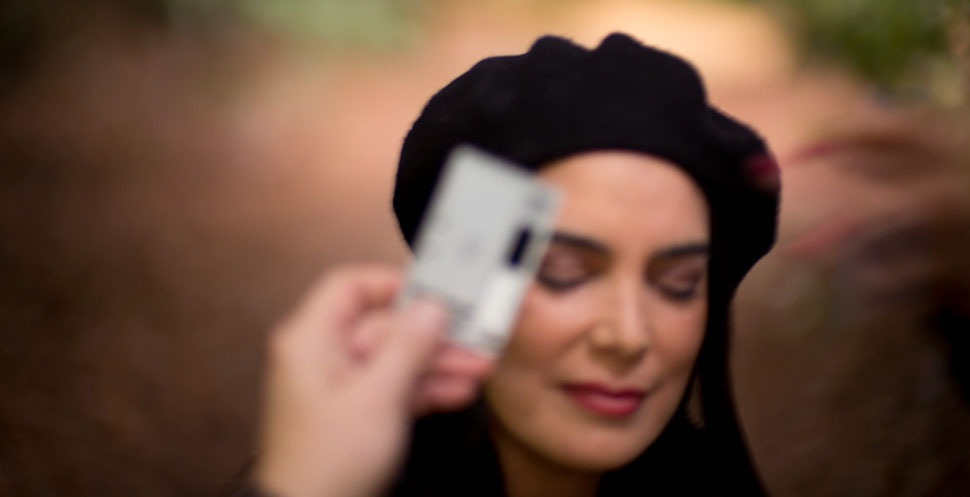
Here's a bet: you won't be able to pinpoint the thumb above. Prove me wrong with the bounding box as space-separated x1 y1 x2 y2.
363 300 449 404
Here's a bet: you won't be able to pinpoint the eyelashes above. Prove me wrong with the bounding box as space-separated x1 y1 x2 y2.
536 253 705 301
536 252 592 291
655 274 703 301
536 273 587 291
650 266 705 302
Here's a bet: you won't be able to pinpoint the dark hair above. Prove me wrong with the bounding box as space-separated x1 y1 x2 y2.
389 33 778 497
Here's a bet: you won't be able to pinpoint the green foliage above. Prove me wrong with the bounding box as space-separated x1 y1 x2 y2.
731 0 969 95
236 0 426 49
161 0 427 49
792 0 946 82
155 0 969 95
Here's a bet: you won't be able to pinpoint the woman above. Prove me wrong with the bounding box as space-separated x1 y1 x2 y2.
252 33 779 497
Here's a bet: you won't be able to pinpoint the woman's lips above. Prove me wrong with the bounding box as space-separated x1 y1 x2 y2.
561 383 646 418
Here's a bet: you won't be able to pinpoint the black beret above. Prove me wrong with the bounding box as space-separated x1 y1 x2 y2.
393 33 779 293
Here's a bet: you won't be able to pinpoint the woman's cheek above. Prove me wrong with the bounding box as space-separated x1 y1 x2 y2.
512 288 593 353
648 300 708 371
487 287 595 403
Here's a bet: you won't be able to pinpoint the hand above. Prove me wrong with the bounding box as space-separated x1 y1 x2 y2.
255 265 493 497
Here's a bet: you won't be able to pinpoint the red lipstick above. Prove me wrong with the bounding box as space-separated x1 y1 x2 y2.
561 383 645 418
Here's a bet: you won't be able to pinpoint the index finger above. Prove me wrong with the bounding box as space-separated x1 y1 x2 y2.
275 265 404 357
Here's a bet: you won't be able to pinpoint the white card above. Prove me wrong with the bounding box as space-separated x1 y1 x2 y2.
398 145 561 355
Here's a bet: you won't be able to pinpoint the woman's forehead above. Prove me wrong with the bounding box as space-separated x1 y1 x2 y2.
538 150 703 196
537 151 710 245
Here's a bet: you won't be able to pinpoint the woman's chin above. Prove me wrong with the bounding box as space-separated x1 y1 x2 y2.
539 434 654 473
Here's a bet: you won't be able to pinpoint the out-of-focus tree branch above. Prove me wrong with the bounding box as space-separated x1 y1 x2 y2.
729 0 970 105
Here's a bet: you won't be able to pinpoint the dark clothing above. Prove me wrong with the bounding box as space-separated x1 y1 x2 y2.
387 404 736 497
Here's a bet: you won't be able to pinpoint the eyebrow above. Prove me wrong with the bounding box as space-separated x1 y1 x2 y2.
550 231 611 255
549 231 709 259
652 242 710 260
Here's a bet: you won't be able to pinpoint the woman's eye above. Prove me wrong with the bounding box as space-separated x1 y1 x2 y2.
655 271 703 301
536 253 589 291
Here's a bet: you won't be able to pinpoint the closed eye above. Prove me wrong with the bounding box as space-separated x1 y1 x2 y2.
536 232 610 292
646 243 708 302
654 268 704 301
537 251 594 291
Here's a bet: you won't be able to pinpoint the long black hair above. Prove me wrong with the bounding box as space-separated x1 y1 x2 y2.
386 275 766 497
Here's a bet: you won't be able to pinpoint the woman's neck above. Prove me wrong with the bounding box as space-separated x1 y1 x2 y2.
490 425 602 497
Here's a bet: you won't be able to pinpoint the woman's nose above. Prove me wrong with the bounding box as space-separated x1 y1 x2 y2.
588 277 651 363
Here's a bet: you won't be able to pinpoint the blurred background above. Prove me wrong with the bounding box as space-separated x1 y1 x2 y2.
0 1 968 496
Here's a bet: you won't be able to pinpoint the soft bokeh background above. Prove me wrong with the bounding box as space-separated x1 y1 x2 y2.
1 1 968 496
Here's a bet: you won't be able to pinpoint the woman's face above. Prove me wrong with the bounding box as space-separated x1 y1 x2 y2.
484 151 710 472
